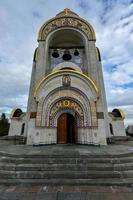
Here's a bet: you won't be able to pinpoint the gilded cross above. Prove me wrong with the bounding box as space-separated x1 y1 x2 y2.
64 8 70 15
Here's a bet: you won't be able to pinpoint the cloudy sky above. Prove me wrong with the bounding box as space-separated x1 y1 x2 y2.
0 0 133 126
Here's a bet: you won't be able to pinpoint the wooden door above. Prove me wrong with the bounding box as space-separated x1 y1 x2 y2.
57 113 67 144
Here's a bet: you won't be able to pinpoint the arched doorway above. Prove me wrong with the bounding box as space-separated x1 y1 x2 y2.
57 113 76 144
109 123 114 135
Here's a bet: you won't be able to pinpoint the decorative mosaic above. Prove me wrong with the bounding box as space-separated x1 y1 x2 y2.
39 17 95 41
62 75 71 87
49 99 84 127
50 99 83 116
35 91 97 128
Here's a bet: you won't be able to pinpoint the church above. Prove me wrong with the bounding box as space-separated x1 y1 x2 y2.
8 9 126 145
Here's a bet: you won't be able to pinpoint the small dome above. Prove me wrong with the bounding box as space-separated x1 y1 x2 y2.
10 108 23 119
56 8 79 17
109 108 125 120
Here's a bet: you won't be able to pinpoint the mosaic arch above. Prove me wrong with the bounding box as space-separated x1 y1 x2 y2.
40 88 90 124
35 87 98 128
38 16 96 41
49 99 84 127
36 88 91 128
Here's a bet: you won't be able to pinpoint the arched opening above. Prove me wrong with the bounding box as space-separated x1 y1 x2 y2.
49 29 85 47
109 123 114 135
21 123 25 135
57 113 76 144
10 108 23 119
47 28 86 74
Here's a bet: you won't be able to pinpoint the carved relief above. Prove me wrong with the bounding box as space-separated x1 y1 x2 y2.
90 101 98 127
49 99 84 127
39 17 95 41
50 99 83 117
35 91 97 128
62 75 71 87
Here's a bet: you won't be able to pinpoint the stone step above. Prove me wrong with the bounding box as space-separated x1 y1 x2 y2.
0 170 133 179
0 163 113 171
1 156 133 164
0 150 133 158
0 178 133 186
0 163 133 171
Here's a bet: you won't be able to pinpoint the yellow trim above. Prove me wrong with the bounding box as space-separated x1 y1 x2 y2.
118 109 125 120
33 48 38 62
10 108 17 119
96 48 99 61
64 8 70 15
109 109 125 120
33 69 99 97
108 113 123 121
96 47 101 61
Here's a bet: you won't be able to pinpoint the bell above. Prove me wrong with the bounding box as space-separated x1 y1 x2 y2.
74 49 79 56
62 50 72 61
52 49 59 58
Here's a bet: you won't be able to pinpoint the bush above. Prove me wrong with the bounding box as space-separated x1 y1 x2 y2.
0 113 10 136
126 125 133 137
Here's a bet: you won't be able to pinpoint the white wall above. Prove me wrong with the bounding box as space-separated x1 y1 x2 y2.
108 116 126 137
112 120 126 136
8 119 23 136
27 119 57 145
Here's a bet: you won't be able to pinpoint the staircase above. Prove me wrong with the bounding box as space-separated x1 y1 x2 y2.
0 148 133 186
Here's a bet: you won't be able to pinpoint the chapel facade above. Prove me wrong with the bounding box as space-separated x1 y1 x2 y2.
8 9 126 145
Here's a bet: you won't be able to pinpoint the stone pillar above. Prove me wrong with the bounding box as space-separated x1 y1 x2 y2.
87 41 109 143
35 41 46 85
97 60 110 138
24 61 36 138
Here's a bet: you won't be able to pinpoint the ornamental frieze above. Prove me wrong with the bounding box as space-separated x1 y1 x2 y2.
50 99 84 117
39 17 95 41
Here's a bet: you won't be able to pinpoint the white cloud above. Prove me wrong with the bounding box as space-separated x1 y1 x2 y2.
0 0 132 125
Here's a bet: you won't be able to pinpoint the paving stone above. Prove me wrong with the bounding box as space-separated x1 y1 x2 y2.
5 186 16 192
58 186 80 192
0 140 133 157
41 185 49 192
14 186 27 192
57 192 87 200
0 192 57 200
102 192 133 200
110 186 133 193
0 191 133 200
27 186 42 193
0 186 8 192
78 186 112 192
87 193 104 200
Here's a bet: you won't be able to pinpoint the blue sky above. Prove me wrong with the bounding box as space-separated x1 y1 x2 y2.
0 0 133 126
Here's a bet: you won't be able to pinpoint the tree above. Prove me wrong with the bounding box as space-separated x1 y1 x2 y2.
126 125 133 137
0 113 10 136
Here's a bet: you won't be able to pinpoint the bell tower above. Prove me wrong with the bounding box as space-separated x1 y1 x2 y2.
25 8 109 145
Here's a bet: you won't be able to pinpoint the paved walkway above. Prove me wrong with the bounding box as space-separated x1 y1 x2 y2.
0 139 133 157
0 185 133 200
